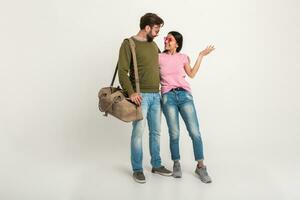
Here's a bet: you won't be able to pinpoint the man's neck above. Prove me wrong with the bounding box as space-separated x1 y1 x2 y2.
134 30 147 41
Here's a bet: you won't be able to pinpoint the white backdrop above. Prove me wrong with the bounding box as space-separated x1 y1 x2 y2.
1 0 299 199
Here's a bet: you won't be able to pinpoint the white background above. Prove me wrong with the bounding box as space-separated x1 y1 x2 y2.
0 0 299 199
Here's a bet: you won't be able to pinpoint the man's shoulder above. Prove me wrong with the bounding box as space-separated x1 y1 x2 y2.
121 38 130 45
152 41 161 53
120 36 139 48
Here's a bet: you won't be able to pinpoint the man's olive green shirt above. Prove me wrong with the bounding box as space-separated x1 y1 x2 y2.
117 37 160 96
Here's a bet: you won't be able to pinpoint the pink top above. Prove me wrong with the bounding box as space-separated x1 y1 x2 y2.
159 52 192 94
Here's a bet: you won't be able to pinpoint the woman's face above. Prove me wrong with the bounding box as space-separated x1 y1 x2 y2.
164 34 178 52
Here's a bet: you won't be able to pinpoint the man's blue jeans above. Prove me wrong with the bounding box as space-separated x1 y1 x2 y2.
131 92 162 172
161 89 204 161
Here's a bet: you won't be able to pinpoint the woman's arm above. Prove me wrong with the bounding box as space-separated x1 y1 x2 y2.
184 45 215 78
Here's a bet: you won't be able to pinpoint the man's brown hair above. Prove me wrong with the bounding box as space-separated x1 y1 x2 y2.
140 13 164 30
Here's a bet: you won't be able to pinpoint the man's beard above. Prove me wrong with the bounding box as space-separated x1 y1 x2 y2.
146 33 154 42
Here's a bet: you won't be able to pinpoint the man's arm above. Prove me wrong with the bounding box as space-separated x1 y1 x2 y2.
117 39 142 105
118 39 135 96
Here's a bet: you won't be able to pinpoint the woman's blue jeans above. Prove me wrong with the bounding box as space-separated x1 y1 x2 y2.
162 89 204 161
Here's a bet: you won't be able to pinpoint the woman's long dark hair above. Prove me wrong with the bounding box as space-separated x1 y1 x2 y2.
164 31 183 53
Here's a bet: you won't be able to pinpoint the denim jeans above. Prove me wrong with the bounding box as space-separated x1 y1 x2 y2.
161 89 204 161
131 92 162 172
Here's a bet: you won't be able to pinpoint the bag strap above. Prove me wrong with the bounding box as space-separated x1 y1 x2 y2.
110 37 140 94
110 64 118 87
128 38 140 94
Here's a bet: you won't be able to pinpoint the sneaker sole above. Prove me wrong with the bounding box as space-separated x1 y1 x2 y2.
172 174 182 178
152 171 173 176
133 177 146 184
195 171 212 183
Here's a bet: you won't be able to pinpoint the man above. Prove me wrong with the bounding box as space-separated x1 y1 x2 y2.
118 13 172 183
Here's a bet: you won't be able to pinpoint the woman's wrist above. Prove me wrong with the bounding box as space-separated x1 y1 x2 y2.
198 53 204 58
197 54 204 60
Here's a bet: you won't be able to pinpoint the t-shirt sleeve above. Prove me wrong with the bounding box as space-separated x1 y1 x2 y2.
182 54 190 65
158 53 162 65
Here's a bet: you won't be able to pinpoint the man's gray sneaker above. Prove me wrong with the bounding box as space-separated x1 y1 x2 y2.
195 166 212 183
133 171 146 183
152 166 172 176
172 161 182 178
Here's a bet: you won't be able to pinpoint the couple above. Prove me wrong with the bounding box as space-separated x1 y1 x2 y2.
117 13 215 184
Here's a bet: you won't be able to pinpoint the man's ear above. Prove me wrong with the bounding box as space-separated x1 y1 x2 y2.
145 25 151 32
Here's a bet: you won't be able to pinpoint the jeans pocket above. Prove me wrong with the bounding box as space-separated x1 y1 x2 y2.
161 93 168 105
183 91 193 101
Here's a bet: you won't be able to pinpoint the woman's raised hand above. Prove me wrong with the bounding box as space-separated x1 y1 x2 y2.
199 45 215 57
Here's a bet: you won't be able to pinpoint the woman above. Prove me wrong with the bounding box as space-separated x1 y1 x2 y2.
159 31 215 183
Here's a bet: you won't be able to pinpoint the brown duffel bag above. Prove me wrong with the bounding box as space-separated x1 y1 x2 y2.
98 37 143 122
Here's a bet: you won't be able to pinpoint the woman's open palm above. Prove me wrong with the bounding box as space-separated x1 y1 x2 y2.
199 45 215 56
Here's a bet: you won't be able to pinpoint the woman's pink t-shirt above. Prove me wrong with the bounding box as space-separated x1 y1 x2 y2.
159 52 192 94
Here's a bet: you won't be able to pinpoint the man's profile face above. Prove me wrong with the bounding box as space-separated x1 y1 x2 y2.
146 25 161 42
